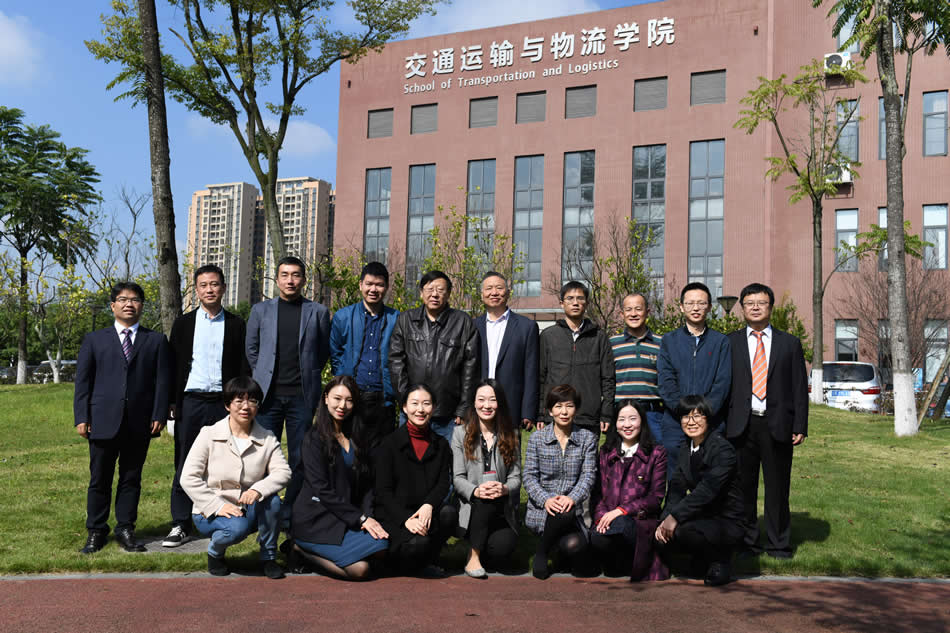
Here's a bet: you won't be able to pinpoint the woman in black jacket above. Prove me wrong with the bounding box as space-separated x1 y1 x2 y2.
375 383 457 574
291 376 389 580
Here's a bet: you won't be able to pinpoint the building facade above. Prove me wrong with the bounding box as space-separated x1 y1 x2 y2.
334 0 950 373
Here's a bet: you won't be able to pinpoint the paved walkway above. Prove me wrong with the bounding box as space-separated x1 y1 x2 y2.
2 573 948 633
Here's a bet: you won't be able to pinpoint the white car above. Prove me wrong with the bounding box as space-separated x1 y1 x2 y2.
817 362 883 413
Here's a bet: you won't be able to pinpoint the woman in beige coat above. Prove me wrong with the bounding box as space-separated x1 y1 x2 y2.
182 376 291 578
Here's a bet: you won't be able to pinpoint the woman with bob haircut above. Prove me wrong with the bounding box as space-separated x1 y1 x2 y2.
589 399 669 581
451 379 522 578
291 376 389 580
181 376 291 579
655 394 744 586
523 384 597 579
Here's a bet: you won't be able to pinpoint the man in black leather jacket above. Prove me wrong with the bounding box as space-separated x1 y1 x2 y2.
388 270 480 443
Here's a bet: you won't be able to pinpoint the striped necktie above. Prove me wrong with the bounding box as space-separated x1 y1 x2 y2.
121 329 133 362
752 331 767 401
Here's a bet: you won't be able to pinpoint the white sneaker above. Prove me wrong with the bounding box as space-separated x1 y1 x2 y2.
161 525 190 547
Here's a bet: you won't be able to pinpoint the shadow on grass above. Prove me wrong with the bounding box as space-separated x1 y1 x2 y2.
734 511 830 576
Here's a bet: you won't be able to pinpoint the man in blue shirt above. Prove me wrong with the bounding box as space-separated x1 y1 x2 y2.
330 262 400 429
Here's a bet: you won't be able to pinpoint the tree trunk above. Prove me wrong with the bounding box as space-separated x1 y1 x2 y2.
810 198 824 404
137 0 182 334
876 0 917 435
16 257 28 385
263 149 287 263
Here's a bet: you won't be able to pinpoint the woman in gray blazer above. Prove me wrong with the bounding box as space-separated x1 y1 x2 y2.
451 379 522 578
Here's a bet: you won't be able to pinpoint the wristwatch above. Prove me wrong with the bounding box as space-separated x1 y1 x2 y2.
359 514 369 525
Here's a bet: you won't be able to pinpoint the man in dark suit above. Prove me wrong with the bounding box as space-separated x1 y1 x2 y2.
473 271 539 431
163 264 248 547
74 282 171 553
246 255 330 527
726 282 808 559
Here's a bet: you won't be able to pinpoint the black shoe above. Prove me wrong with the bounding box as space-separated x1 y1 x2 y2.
208 554 230 576
79 530 107 554
532 555 550 580
704 562 733 587
766 549 793 559
264 560 286 579
736 547 762 560
114 527 146 552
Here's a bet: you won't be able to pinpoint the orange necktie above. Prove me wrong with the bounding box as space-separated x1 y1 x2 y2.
752 331 767 401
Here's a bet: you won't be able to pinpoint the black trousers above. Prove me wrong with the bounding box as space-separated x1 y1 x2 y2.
662 517 743 566
86 419 150 532
170 393 226 526
360 390 396 434
734 412 794 555
589 514 638 568
467 498 517 562
537 510 588 562
389 505 459 571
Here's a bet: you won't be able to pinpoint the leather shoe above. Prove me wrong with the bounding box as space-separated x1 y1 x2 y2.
264 560 286 580
114 528 146 552
79 530 107 554
704 562 734 587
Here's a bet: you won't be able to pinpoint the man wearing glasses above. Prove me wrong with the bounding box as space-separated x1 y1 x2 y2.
657 282 732 468
164 264 249 547
725 283 808 559
74 282 171 554
388 270 480 443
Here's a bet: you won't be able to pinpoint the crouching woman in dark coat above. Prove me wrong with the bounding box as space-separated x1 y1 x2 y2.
590 399 669 581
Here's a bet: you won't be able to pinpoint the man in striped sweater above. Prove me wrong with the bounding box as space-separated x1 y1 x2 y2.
610 293 664 442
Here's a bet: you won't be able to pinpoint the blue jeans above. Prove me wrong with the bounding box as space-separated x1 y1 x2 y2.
192 494 281 560
255 393 316 525
398 413 457 444
646 411 664 445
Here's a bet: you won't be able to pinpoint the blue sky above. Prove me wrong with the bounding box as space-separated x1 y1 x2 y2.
0 0 659 251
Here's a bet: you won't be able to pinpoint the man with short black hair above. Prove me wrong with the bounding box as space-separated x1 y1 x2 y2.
388 270 480 443
611 292 664 442
330 261 400 429
657 282 732 464
164 264 248 547
538 281 614 433
726 282 808 559
74 282 171 554
246 255 330 527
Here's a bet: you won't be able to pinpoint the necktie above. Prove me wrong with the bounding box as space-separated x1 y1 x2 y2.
752 331 767 401
121 329 133 362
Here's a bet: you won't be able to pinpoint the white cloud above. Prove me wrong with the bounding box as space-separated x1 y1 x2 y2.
408 0 603 39
185 114 335 158
0 11 41 84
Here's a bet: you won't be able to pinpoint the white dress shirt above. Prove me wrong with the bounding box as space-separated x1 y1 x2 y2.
747 325 773 413
484 309 510 379
113 321 140 345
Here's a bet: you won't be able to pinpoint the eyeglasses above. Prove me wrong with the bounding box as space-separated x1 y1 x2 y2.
231 397 260 407
682 413 707 423
682 301 709 309
742 300 771 308
113 297 144 305
423 286 448 297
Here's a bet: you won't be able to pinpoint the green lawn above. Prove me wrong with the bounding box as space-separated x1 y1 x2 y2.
1 384 947 577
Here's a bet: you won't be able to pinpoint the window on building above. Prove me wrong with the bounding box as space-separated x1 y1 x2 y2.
925 319 949 383
924 204 948 270
516 91 546 124
836 209 858 272
835 319 859 361
838 10 859 54
363 168 391 264
469 97 498 128
837 100 859 163
565 86 597 119
878 207 888 271
466 159 496 251
878 319 892 385
633 144 666 281
562 151 595 283
367 109 393 138
688 140 725 298
634 77 668 112
514 155 544 296
690 70 726 106
406 164 436 283
923 91 948 156
410 104 438 134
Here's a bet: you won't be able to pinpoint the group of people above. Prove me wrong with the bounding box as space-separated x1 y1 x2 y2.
72 255 808 586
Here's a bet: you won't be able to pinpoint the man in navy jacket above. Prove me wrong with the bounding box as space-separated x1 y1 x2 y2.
74 282 171 554
657 282 732 466
329 261 399 429
473 271 539 430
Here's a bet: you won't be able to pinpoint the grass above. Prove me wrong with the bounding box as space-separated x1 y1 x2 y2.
1 383 948 577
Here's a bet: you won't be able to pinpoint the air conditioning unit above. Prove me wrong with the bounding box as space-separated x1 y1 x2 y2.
824 52 853 74
825 163 853 184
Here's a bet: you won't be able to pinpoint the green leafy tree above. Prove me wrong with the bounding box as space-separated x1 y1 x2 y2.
735 58 867 405
812 0 949 435
0 107 100 384
87 0 442 263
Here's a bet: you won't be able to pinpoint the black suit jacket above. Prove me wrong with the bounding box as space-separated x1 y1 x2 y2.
73 325 171 440
662 431 744 524
291 429 374 546
725 326 809 442
169 308 249 414
473 310 540 423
